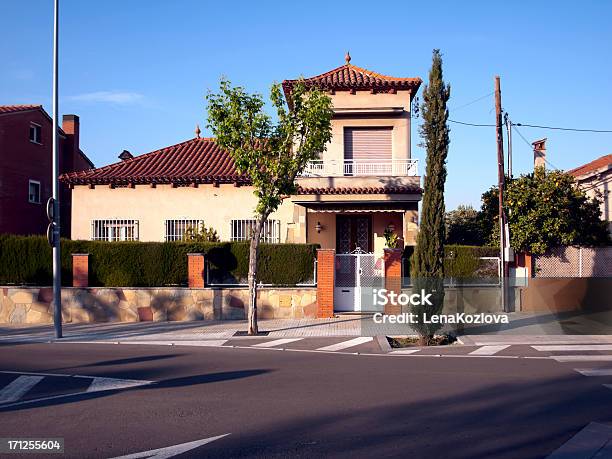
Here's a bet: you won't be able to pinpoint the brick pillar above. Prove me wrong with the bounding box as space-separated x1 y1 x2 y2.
72 253 89 287
187 253 206 288
384 248 403 315
316 249 335 318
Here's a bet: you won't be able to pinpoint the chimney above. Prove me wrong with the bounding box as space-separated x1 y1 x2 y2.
61 114 80 173
118 150 133 161
532 138 547 170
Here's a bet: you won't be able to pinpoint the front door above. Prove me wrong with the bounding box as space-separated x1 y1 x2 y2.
336 215 372 254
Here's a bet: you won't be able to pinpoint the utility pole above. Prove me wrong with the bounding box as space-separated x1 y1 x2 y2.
51 0 62 339
504 112 513 178
495 76 507 312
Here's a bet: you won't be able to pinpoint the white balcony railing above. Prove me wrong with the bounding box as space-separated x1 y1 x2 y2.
301 159 418 177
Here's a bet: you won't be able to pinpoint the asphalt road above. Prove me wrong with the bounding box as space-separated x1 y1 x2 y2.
1 342 612 458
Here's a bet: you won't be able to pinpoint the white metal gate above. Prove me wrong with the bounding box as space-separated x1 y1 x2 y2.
335 248 383 312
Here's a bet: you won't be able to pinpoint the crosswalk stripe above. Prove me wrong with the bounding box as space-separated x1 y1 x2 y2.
0 375 44 403
469 345 510 356
575 368 612 376
533 345 612 352
552 355 612 362
86 377 152 393
316 337 373 352
389 349 420 355
252 338 303 348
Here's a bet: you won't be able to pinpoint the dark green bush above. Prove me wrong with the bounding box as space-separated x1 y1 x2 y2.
0 234 318 287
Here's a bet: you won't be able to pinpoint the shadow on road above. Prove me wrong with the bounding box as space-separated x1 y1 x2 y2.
0 369 272 414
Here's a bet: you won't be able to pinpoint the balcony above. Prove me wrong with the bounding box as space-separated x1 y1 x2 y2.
301 159 418 177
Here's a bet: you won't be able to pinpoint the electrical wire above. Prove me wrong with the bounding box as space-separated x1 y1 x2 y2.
449 92 494 113
514 123 612 133
448 119 496 127
512 123 561 170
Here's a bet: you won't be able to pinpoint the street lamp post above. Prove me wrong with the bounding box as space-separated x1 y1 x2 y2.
51 0 62 339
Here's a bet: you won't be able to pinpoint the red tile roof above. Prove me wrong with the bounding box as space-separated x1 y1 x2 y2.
568 154 612 177
282 63 421 96
0 104 42 115
296 185 422 195
60 137 249 186
61 137 423 196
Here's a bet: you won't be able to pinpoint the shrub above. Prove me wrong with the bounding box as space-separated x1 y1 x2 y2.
0 234 318 287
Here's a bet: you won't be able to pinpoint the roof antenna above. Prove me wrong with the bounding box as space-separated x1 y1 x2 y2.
195 124 201 139
345 51 351 65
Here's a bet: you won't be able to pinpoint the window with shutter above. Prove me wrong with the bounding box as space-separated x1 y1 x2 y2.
344 127 392 161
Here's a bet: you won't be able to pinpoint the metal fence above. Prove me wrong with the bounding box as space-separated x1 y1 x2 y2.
402 256 501 287
91 219 139 241
229 219 280 243
164 219 204 241
534 246 612 277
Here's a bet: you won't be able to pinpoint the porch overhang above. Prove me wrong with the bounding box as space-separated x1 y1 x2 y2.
302 202 417 213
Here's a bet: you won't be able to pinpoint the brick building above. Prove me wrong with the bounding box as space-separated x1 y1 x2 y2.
0 105 93 236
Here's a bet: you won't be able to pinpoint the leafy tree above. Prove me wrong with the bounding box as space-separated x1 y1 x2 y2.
480 169 609 254
503 167 609 254
410 49 450 344
207 79 333 335
182 223 219 242
445 204 484 245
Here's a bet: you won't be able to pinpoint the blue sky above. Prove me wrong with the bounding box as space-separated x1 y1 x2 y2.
2 0 611 209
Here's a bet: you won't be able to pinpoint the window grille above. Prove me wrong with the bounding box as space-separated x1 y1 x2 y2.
230 219 280 243
165 219 204 241
91 219 139 241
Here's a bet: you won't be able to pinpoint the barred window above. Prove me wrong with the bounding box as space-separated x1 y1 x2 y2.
91 219 139 241
165 219 204 241
230 219 280 243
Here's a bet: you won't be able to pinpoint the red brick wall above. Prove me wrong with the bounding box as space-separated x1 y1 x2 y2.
72 254 89 287
316 249 335 318
384 248 403 315
187 253 206 288
0 109 92 237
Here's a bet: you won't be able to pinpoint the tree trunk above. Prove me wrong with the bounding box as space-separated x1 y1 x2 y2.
247 214 268 335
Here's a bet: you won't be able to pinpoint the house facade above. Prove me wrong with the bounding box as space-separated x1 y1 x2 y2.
61 57 423 261
0 105 93 236
568 154 612 233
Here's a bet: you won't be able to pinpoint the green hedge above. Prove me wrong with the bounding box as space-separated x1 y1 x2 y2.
402 244 499 278
0 234 318 287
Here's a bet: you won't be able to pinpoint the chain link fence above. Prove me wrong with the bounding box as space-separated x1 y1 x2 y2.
534 246 612 277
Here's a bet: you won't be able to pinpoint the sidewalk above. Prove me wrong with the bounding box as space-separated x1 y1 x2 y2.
2 312 612 344
0 316 415 343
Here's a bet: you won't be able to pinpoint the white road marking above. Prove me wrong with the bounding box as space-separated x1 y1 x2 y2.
389 349 420 355
108 433 230 459
0 373 153 408
545 422 612 458
468 345 510 356
0 375 44 403
532 345 612 352
86 377 152 393
316 337 373 352
574 368 612 376
552 355 612 362
252 338 303 348
169 340 228 347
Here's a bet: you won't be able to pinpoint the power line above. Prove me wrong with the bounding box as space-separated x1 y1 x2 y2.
448 119 495 127
512 124 561 170
514 123 612 133
449 91 494 112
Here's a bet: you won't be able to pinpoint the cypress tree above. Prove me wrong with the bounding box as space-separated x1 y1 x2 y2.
411 49 451 344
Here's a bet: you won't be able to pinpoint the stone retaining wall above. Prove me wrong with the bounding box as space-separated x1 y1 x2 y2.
0 287 318 324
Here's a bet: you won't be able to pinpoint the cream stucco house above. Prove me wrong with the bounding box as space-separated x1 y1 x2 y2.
61 55 423 261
